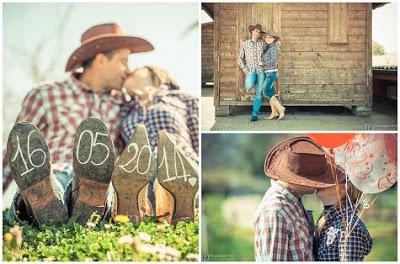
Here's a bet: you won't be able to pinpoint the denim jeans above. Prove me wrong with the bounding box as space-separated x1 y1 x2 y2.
262 71 278 100
245 72 266 117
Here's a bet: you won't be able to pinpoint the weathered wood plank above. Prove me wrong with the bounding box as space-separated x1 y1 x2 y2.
280 60 366 69
283 35 366 44
281 68 367 77
220 10 237 26
329 3 349 44
280 3 328 11
220 42 238 51
281 10 328 19
220 59 237 68
214 4 221 106
348 3 367 11
282 18 327 28
281 43 365 52
220 25 236 34
282 27 328 36
349 19 366 27
220 3 237 10
281 76 366 85
349 27 365 36
281 51 365 61
221 33 237 43
348 10 367 19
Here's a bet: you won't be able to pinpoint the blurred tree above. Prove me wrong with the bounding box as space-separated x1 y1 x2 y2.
372 41 385 55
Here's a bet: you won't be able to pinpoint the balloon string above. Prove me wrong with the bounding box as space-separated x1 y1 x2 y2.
327 148 347 261
348 194 377 235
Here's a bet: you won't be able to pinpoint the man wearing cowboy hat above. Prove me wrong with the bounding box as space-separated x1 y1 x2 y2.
238 24 267 121
254 136 346 261
4 23 154 226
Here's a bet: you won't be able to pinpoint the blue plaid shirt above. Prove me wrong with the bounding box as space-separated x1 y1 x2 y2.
120 90 199 162
315 204 373 261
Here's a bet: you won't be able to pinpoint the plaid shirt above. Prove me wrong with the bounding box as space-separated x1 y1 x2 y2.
3 75 124 189
120 90 199 162
238 39 266 73
254 181 314 261
315 204 373 261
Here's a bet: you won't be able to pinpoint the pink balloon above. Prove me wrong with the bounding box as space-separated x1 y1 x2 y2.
339 134 397 193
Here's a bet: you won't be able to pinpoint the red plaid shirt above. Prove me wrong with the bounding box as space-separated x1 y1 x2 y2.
3 75 124 189
254 180 314 261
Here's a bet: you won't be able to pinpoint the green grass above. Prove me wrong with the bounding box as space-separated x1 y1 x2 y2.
202 195 254 261
3 211 199 261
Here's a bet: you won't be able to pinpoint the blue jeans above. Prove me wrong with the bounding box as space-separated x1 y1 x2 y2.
245 72 265 117
262 71 278 100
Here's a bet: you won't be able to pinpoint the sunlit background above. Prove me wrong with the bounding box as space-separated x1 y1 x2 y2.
202 134 397 261
3 2 199 144
2 2 199 207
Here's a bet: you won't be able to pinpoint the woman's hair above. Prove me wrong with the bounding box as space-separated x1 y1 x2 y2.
315 181 363 239
133 66 179 90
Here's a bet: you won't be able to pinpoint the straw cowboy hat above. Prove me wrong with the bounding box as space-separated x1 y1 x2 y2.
66 23 154 72
248 24 265 34
264 136 346 188
265 30 280 41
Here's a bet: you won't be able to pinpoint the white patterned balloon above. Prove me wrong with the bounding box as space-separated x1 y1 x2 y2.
338 134 397 193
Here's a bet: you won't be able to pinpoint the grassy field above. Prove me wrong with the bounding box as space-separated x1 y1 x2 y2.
3 211 199 261
203 188 397 261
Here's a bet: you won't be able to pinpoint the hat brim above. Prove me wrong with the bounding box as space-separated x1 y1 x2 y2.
264 137 346 188
66 36 154 72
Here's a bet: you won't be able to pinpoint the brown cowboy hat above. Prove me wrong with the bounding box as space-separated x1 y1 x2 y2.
265 30 280 41
248 24 265 34
66 23 154 72
264 136 346 188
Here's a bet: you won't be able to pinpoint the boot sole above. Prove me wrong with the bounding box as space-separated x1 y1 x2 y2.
7 122 68 226
72 118 114 225
157 130 199 225
112 124 152 223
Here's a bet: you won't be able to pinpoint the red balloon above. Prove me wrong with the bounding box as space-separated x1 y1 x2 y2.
307 133 355 148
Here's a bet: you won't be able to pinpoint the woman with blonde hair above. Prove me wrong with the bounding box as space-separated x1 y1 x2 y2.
315 180 373 261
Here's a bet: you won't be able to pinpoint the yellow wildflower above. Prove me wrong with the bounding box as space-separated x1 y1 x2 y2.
4 232 13 242
114 215 130 223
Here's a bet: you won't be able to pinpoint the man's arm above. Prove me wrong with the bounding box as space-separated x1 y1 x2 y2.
237 41 248 73
3 88 47 190
255 210 290 261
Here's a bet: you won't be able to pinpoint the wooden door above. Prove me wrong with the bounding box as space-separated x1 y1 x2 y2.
236 3 280 101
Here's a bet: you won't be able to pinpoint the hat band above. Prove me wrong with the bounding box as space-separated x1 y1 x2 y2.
82 33 124 45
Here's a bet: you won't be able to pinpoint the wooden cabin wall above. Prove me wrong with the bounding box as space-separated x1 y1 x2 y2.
214 3 371 108
279 3 371 106
202 23 214 85
215 3 238 104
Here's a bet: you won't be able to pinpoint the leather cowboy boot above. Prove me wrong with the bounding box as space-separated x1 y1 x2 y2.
72 118 114 225
156 130 199 225
7 122 69 226
111 124 153 223
270 96 285 120
267 101 278 120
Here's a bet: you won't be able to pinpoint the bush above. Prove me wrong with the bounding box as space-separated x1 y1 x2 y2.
3 210 199 261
